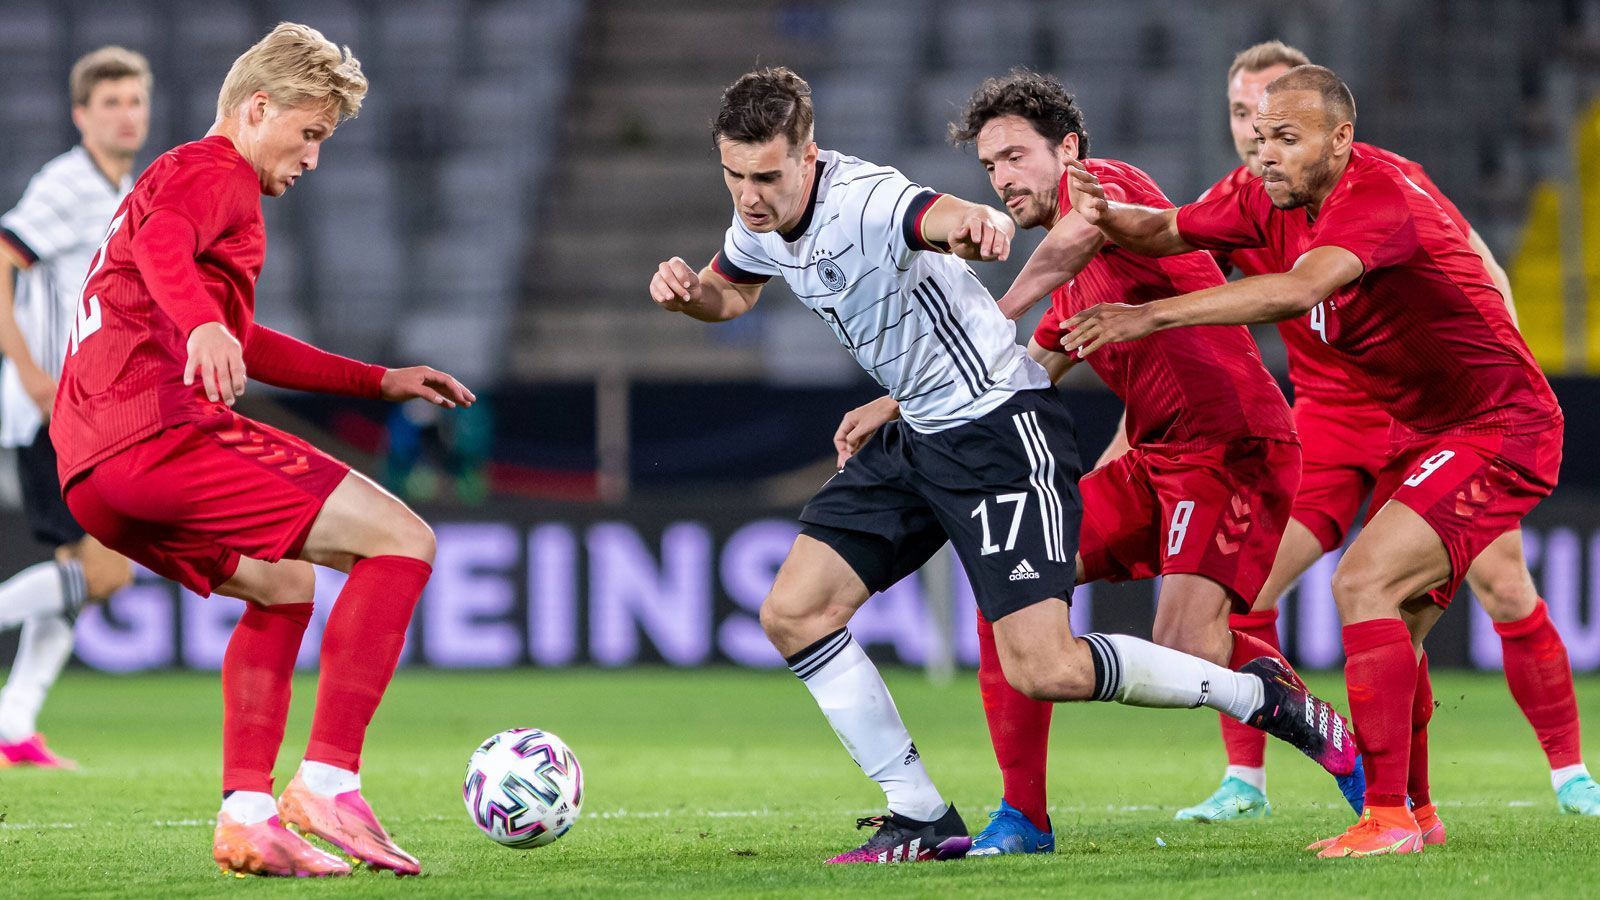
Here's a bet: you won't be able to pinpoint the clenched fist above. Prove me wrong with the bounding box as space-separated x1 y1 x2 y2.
649 257 702 312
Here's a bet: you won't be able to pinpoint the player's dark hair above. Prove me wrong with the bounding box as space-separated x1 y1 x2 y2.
1266 64 1357 127
70 46 152 108
948 68 1090 158
712 67 814 151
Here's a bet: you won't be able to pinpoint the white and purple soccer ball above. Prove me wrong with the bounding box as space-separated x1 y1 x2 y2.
463 728 584 849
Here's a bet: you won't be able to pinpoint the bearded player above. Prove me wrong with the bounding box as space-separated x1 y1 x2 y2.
1065 65 1565 856
0 47 148 769
1173 40 1596 827
53 24 473 877
652 66 1358 865
833 69 1363 857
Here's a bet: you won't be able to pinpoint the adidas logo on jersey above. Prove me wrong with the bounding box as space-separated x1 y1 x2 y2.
1008 559 1041 581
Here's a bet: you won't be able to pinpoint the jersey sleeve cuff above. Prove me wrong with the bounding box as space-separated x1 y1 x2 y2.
710 252 770 285
902 190 950 253
0 227 39 267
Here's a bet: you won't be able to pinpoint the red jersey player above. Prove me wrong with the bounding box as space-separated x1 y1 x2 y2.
1063 65 1566 856
833 71 1362 855
1176 41 1595 828
52 25 473 877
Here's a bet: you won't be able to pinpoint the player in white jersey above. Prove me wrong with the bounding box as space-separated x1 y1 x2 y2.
649 67 1360 864
0 48 147 768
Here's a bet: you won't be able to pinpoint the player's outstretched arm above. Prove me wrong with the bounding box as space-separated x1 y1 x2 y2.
0 250 55 418
1065 159 1193 258
1061 246 1363 357
917 195 1015 262
650 256 762 322
832 395 900 468
997 211 1105 320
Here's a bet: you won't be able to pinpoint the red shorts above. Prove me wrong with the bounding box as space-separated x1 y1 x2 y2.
64 410 351 596
1079 437 1301 611
1289 398 1394 552
1366 425 1563 607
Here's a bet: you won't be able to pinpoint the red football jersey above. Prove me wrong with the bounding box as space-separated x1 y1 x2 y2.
53 136 264 484
1177 144 1560 436
1033 158 1294 451
1198 143 1472 406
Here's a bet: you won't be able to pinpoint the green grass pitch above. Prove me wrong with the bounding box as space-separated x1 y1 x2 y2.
3 668 1598 898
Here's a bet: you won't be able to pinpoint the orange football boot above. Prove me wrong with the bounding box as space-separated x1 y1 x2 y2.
212 813 352 877
1313 806 1424 858
278 773 421 876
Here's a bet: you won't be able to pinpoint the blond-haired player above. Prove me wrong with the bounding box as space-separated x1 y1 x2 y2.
51 24 474 877
0 47 149 769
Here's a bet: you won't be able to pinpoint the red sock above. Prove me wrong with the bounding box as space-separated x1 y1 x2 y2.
305 556 431 772
976 612 1052 830
1408 653 1434 809
1495 599 1584 769
222 601 313 794
1342 618 1417 809
1218 610 1281 769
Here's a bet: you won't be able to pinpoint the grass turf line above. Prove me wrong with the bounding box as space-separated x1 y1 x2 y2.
1 669 1597 898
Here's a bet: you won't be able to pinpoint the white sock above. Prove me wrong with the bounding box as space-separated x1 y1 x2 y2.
220 790 278 825
1553 763 1591 792
0 614 75 741
787 628 948 822
299 759 360 796
1082 633 1264 721
0 561 83 630
1225 765 1267 794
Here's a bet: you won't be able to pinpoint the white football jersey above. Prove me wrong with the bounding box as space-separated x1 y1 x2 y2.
0 146 132 446
713 149 1048 432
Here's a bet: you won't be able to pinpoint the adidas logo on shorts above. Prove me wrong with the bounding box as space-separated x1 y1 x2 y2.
1009 559 1041 581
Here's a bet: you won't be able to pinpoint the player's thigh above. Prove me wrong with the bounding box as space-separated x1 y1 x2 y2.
1147 439 1299 612
1464 529 1538 622
1151 573 1233 664
1332 499 1451 624
300 468 436 568
1077 452 1160 584
1250 518 1327 613
216 556 316 608
66 474 242 597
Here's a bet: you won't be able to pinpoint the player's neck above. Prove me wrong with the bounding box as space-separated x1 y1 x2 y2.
81 142 134 187
776 161 820 236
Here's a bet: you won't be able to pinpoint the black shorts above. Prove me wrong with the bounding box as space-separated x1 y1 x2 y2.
800 388 1083 621
15 430 85 548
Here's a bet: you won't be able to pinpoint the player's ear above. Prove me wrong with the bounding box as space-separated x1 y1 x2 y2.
800 140 818 167
1060 132 1079 161
70 104 88 135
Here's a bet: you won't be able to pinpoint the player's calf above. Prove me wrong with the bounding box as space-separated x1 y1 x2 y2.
69 536 132 602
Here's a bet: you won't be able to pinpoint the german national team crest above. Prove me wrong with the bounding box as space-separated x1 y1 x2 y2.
817 257 848 292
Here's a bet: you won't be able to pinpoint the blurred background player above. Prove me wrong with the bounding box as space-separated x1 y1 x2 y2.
51 24 475 877
1063 65 1566 857
0 47 148 769
853 68 1360 857
653 66 1358 865
1174 40 1598 825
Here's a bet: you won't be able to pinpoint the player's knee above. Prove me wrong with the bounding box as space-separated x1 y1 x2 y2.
260 560 316 607
759 590 848 658
1330 560 1397 620
1153 620 1224 664
1468 565 1537 622
383 511 436 564
82 553 133 600
1004 655 1095 702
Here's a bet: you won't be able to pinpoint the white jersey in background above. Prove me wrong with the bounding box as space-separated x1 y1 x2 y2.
0 146 133 447
712 149 1048 432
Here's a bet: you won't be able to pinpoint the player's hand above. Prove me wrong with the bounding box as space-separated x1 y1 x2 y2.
380 366 476 409
184 322 246 406
833 395 900 469
650 257 703 312
949 208 1013 262
1061 302 1156 357
18 366 55 422
1065 158 1108 227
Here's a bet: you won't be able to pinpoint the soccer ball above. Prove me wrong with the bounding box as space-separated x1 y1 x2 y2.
462 728 584 848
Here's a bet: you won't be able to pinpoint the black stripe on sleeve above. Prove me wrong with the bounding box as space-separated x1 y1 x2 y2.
709 251 771 285
0 227 40 266
900 190 950 253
